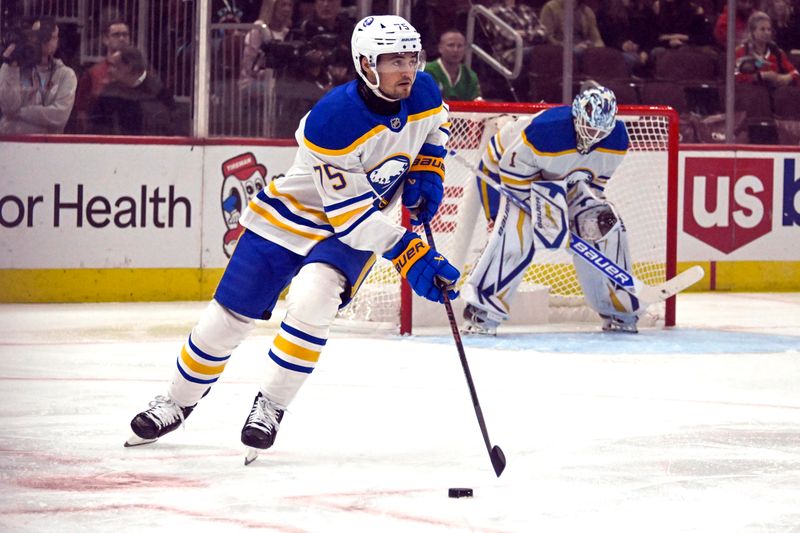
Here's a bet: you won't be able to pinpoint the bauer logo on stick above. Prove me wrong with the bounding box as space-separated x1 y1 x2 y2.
572 235 633 287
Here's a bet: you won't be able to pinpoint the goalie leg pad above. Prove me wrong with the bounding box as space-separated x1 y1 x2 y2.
531 180 569 249
463 194 535 323
571 212 640 327
168 300 256 407
260 262 346 407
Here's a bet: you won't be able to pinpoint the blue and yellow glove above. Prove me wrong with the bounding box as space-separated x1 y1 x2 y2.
383 231 460 303
402 153 445 225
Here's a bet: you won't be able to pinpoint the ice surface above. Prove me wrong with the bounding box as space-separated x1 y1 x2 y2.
0 293 798 532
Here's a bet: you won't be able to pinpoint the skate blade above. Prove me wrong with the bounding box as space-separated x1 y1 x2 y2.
460 325 497 336
244 447 259 465
124 434 157 447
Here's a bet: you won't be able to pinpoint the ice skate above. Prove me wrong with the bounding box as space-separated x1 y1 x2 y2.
125 395 195 447
241 392 285 465
600 314 639 334
461 304 499 336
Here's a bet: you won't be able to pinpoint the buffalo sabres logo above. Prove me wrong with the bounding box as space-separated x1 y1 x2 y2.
390 117 402 130
562 168 595 187
366 155 410 208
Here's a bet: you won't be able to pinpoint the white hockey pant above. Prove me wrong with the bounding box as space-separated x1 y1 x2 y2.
167 263 346 409
462 192 534 323
570 184 640 325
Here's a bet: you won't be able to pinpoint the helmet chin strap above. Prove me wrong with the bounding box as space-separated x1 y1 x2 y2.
372 86 401 102
362 62 417 102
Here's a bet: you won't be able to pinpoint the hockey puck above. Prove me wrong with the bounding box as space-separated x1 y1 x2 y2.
448 488 473 498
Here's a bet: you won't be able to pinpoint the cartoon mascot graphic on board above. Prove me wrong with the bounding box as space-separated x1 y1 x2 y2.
220 153 268 257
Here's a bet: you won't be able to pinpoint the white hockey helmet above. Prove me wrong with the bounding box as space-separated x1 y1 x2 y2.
351 15 423 96
571 84 618 153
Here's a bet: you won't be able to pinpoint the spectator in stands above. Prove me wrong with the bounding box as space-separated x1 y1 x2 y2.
422 0 472 58
424 29 482 101
0 17 77 134
238 0 294 136
73 18 131 133
327 47 352 87
291 0 354 79
760 0 800 52
213 0 264 23
735 10 799 88
648 0 716 71
653 0 715 50
241 0 294 84
540 0 604 56
714 0 755 47
484 0 547 68
290 0 353 53
89 45 177 135
595 0 654 76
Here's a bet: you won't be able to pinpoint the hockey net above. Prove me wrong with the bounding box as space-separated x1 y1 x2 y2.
336 101 679 334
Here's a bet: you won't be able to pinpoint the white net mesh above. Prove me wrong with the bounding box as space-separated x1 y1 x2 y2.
336 104 676 332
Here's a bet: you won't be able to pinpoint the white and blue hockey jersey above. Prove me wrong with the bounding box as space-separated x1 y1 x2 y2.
239 72 450 256
481 106 629 195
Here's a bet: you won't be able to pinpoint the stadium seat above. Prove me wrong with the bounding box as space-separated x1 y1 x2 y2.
603 80 640 105
655 49 718 82
692 112 749 144
775 119 800 144
734 84 773 120
733 84 776 144
528 45 574 103
655 49 721 115
579 46 630 82
639 80 689 113
772 86 800 119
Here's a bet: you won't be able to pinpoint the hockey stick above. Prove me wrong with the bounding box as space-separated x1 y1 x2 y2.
422 220 506 478
447 150 704 305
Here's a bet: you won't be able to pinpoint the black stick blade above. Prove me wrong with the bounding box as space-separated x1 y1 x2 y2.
491 445 506 477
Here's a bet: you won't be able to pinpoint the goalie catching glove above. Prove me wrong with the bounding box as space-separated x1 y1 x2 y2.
402 153 445 225
384 231 459 303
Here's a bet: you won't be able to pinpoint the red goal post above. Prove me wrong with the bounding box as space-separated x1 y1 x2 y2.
336 101 680 334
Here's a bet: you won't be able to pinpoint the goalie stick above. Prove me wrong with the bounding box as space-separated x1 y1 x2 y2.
422 221 506 478
447 150 704 306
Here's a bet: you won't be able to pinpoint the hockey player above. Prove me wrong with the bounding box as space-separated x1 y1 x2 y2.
126 15 460 459
462 83 641 335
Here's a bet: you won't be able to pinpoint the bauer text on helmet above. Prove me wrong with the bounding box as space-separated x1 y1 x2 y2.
572 85 618 154
351 16 424 99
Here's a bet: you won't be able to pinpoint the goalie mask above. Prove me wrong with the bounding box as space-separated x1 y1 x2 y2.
351 15 424 101
572 85 617 154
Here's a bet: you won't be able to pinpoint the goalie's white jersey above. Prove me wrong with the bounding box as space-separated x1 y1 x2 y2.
239 72 450 256
483 106 628 194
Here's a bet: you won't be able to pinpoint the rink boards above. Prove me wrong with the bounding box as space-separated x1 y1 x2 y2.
0 137 799 302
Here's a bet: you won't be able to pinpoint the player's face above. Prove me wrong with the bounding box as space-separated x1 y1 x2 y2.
375 52 419 99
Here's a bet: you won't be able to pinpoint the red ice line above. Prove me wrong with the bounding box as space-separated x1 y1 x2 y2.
0 503 308 532
284 489 513 533
1 451 511 533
